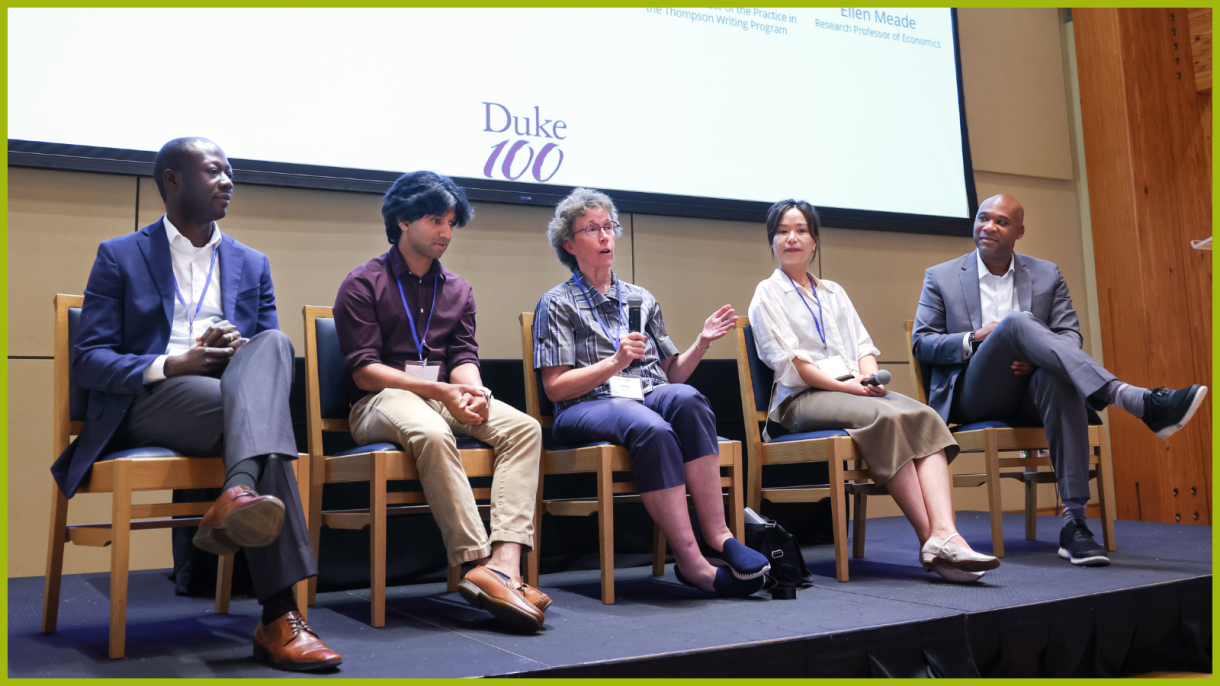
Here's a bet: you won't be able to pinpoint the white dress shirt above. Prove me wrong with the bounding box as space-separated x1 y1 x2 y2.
142 216 225 382
961 250 1020 360
748 269 881 421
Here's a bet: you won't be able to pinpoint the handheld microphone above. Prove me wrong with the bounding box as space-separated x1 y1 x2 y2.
861 370 891 387
627 294 643 368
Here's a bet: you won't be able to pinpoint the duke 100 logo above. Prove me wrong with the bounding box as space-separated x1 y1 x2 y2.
482 102 567 183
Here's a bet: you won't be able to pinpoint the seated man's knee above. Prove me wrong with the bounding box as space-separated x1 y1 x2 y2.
250 329 294 356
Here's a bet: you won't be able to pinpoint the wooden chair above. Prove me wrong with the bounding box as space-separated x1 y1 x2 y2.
518 313 743 604
734 316 885 582
42 294 309 659
302 306 539 628
902 320 1116 556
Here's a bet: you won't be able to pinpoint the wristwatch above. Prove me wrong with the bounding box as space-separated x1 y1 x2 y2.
476 386 494 402
968 331 980 353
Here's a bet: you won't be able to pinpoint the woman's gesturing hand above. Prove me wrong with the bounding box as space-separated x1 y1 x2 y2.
698 304 738 349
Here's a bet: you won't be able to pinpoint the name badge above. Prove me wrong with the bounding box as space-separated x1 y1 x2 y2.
403 361 441 382
813 356 853 381
608 375 645 400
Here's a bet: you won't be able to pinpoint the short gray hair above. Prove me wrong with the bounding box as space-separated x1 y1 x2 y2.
547 188 621 272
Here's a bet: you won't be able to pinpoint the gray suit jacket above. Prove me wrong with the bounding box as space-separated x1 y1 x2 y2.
912 251 1083 421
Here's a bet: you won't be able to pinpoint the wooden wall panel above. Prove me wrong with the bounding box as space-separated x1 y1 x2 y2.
1073 8 1212 524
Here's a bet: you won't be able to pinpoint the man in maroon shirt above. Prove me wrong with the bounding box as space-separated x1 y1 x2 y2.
333 171 548 633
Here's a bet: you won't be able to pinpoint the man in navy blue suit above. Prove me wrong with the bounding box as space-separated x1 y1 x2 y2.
52 138 340 671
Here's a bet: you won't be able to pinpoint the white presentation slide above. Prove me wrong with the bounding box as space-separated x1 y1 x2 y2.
9 8 970 219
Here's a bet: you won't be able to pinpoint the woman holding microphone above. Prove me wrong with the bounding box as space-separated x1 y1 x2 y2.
747 199 999 583
533 188 768 597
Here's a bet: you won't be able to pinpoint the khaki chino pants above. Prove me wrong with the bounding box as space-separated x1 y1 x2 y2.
350 389 542 567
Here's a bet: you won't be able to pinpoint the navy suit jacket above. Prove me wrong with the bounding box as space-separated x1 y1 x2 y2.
51 219 279 497
911 251 1082 422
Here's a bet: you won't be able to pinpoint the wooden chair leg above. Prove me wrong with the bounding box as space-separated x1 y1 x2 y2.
447 565 461 592
1024 477 1037 541
307 455 323 607
369 452 387 628
109 459 133 660
651 524 667 576
1096 429 1117 551
748 440 764 513
215 554 234 615
828 439 850 582
729 442 745 542
851 492 867 559
525 472 544 588
596 452 615 604
41 481 69 634
983 429 1005 558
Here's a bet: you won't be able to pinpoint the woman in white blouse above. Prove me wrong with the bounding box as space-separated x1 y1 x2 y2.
748 200 999 583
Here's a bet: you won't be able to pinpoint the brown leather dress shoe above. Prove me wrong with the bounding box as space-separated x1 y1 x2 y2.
193 485 285 556
253 611 342 671
514 578 553 613
456 565 545 633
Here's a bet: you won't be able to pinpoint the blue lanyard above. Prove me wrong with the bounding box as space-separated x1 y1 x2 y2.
786 272 828 352
171 246 219 342
397 273 439 363
571 272 624 350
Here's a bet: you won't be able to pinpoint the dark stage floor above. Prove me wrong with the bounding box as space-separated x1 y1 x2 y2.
9 512 1211 678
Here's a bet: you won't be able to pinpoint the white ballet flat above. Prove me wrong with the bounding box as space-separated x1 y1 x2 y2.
930 564 985 584
922 533 1001 572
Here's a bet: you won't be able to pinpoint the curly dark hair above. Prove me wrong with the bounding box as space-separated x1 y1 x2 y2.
382 171 474 244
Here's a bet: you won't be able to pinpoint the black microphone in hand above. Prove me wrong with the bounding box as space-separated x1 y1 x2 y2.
627 294 643 368
860 370 891 387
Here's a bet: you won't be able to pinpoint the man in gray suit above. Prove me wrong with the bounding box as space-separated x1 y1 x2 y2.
913 193 1206 567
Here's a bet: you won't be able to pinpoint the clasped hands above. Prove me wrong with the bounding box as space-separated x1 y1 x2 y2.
163 321 247 377
442 384 490 426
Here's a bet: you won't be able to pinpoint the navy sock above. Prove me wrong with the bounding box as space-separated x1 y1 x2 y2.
223 455 267 492
260 585 298 626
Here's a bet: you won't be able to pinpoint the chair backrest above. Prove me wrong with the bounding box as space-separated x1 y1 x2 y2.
54 294 87 455
902 320 929 405
733 317 768 451
517 312 554 428
303 306 354 457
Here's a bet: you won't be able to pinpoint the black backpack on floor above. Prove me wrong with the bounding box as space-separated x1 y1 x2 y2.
745 514 814 599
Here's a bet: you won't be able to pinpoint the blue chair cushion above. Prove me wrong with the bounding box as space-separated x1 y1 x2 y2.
742 325 773 414
68 307 89 422
99 446 189 461
548 441 614 452
315 317 351 420
767 429 851 443
548 435 734 453
952 416 1103 433
332 436 493 457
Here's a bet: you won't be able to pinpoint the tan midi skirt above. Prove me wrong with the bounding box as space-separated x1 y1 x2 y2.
777 389 959 485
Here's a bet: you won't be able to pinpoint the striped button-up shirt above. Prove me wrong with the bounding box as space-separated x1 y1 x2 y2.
533 270 680 413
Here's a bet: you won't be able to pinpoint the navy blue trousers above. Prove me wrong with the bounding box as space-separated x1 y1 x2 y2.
553 383 719 492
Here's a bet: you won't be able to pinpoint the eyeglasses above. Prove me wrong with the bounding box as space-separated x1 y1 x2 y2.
575 221 620 238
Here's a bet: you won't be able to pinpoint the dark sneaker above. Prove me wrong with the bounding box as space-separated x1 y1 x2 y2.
699 538 771 580
1142 385 1208 439
1058 520 1110 566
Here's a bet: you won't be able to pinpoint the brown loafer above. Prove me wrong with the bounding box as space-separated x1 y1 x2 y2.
253 611 342 671
456 566 544 633
193 485 285 556
514 578 553 613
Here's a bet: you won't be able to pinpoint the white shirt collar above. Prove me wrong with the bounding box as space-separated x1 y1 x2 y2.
771 268 836 294
163 214 222 251
975 250 1014 280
